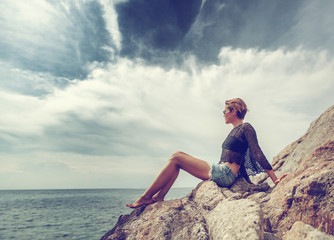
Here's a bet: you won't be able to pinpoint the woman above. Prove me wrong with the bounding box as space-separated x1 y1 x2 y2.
126 98 287 208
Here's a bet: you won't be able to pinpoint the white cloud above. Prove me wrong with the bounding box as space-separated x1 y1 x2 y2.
0 0 116 80
99 0 123 51
0 0 67 56
1 45 333 188
1 0 334 190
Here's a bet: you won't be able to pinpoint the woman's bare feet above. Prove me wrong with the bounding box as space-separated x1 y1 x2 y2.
126 196 154 208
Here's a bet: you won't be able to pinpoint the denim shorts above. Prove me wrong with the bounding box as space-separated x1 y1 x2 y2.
209 163 236 188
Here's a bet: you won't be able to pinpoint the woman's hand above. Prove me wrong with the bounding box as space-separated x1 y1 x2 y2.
274 173 289 185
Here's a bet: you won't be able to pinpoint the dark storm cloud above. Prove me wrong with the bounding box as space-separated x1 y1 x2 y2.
117 0 202 50
116 0 202 65
116 0 305 66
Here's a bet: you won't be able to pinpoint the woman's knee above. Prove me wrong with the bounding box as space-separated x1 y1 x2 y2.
169 151 185 164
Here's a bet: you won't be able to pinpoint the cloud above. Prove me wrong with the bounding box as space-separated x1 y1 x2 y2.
115 0 202 66
1 0 333 189
116 0 316 66
1 47 333 156
0 0 114 80
1 47 333 188
99 0 123 51
114 0 334 68
279 0 334 53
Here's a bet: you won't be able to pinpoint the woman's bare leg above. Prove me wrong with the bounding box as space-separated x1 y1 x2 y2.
126 151 211 208
152 167 179 202
153 151 210 201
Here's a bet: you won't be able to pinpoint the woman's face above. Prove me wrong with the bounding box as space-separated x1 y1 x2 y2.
223 106 234 124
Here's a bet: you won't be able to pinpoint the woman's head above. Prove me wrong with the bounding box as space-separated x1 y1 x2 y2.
225 98 248 120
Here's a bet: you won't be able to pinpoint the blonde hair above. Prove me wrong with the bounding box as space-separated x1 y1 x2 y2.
225 98 248 119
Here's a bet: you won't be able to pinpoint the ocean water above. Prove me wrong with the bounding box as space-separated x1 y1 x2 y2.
0 188 192 240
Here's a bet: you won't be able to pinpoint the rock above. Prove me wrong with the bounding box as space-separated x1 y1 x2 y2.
206 199 264 240
101 180 269 240
262 140 334 237
101 105 334 240
191 181 266 239
189 181 227 211
264 232 282 240
271 105 334 176
101 198 209 240
283 221 334 240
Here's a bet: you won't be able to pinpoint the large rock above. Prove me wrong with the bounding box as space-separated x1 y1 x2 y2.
101 180 268 240
259 105 334 237
102 198 209 240
271 105 334 175
101 105 334 240
261 140 334 237
283 221 334 240
206 199 264 240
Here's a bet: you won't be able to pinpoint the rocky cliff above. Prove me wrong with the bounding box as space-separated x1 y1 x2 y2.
101 105 334 240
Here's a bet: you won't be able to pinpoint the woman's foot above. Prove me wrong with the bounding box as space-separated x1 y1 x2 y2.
126 196 154 208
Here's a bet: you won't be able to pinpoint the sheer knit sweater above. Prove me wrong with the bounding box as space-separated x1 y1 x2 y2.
219 122 272 183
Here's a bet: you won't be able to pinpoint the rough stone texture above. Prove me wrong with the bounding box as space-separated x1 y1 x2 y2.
206 199 264 240
283 221 334 240
101 180 269 240
270 105 334 178
259 105 334 237
101 105 334 240
260 140 334 237
101 198 210 240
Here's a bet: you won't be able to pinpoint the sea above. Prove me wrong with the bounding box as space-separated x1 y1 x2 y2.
0 188 192 240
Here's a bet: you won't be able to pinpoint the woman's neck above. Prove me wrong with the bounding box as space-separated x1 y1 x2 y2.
232 119 244 128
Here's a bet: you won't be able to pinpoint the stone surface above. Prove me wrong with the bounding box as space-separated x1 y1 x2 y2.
101 105 334 240
101 180 269 240
101 198 209 240
283 221 334 240
271 105 334 177
206 199 264 240
262 140 334 237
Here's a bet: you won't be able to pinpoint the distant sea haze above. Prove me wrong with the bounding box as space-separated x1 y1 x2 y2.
0 188 191 239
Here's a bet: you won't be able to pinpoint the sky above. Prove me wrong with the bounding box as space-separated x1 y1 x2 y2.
0 0 333 190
